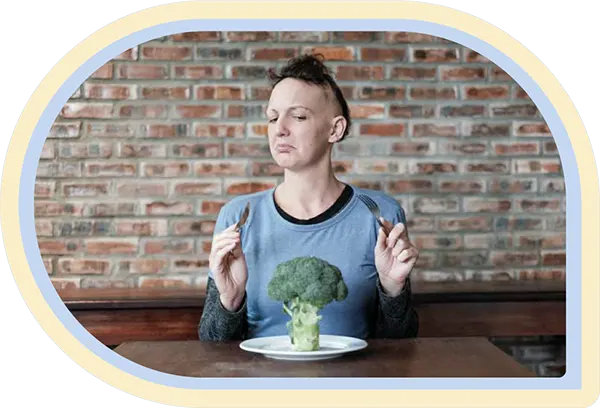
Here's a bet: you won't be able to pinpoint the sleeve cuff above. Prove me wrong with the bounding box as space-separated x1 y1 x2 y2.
377 278 410 319
217 292 248 316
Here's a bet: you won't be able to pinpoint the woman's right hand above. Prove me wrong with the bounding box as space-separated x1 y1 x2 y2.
208 223 248 312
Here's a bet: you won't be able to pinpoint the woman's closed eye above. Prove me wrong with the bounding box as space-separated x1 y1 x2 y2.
294 116 306 121
268 117 278 123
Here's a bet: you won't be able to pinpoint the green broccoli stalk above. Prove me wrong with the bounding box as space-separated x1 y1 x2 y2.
267 256 348 351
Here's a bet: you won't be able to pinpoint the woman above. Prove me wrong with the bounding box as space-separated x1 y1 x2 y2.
198 55 419 341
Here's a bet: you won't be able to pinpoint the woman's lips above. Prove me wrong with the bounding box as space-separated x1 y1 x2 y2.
276 144 294 152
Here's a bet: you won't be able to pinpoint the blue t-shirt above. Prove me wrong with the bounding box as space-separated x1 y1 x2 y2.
208 184 406 339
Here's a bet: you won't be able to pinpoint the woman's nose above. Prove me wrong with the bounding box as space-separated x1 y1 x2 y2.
275 118 289 137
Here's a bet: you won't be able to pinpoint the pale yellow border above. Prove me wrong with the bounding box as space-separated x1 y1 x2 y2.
1 1 598 407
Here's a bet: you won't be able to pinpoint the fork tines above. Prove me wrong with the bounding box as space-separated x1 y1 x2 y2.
357 194 389 235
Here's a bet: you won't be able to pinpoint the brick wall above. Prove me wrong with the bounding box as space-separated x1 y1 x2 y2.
34 31 566 290
490 335 566 377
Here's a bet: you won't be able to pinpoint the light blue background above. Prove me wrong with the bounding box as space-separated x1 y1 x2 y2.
0 1 600 407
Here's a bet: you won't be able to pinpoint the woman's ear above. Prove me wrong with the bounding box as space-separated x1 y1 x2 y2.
328 116 347 143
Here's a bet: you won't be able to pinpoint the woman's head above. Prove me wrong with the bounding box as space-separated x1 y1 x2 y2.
266 55 351 172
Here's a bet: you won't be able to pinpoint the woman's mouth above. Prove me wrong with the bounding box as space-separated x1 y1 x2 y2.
276 144 295 153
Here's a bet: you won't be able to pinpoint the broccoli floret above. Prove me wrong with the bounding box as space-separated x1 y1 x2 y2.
267 256 348 351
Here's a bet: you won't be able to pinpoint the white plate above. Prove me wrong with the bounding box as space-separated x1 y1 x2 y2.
239 335 368 361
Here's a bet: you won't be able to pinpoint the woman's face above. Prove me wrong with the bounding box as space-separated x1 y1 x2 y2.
266 78 342 172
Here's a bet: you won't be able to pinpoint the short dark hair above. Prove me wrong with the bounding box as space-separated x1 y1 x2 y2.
268 54 351 141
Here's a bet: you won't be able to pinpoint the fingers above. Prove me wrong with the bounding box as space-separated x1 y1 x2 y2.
375 225 387 252
397 247 419 263
385 222 407 248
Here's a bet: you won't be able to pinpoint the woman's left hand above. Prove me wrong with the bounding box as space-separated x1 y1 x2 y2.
374 218 419 297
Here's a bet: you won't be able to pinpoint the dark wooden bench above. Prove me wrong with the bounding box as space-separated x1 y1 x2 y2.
58 280 565 347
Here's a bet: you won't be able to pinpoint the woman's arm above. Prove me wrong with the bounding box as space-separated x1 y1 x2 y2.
198 277 249 341
373 277 419 338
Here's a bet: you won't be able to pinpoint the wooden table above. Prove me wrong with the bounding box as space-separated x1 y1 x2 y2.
114 337 535 377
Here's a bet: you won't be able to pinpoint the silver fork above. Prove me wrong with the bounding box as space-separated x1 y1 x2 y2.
234 202 250 232
357 194 390 236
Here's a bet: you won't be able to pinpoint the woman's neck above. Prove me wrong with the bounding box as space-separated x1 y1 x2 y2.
275 168 346 220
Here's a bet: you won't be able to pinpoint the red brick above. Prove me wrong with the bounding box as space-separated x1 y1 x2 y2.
139 277 192 289
439 180 485 193
196 46 244 60
195 85 244 100
49 122 81 139
389 105 435 118
416 271 465 282
494 216 544 231
249 47 299 60
141 86 190 99
171 258 210 272
199 200 227 215
172 220 216 236
412 48 459 62
360 123 405 137
226 32 275 42
463 198 511 212
195 161 247 176
36 162 82 178
115 220 168 236
464 50 490 63
410 161 457 174
144 201 194 216
333 32 381 42
332 161 353 174
43 258 53 274
84 239 137 255
544 141 558 154
461 161 510 174
414 235 462 250
86 122 136 138
143 238 195 255
389 66 436 80
118 64 168 79
514 122 551 137
336 66 384 80
83 84 137 100
355 159 407 174
229 65 270 79
491 104 538 117
141 45 192 60
116 182 168 197
385 32 439 43
493 142 540 156
226 104 267 119
280 32 330 42
437 141 484 156
141 124 188 138
440 66 486 81
513 160 562 174
439 216 491 231
51 278 80 290
359 47 405 61
516 199 561 212
58 142 113 159
58 258 111 275
489 178 537 193
490 251 538 267
35 181 56 198
349 104 386 119
515 86 531 100
412 123 458 137
491 66 512 81
440 105 486 117
465 270 515 281
118 143 167 158
61 103 113 119
464 85 509 100
91 63 113 79
252 162 283 176
173 65 223 79
517 233 566 249
390 142 433 155
465 122 511 137
198 239 212 254
84 162 136 177
247 123 268 138
410 86 456 100
119 259 168 274
249 86 272 100
173 181 222 196
540 179 565 193
171 142 222 158
142 162 190 177
35 220 53 237
225 179 277 195
35 202 83 217
114 47 138 60
194 123 245 138
118 105 166 119
412 197 459 214
83 202 137 217
54 220 111 236
174 104 221 119
226 142 271 157
38 239 81 255
542 251 567 266
387 180 434 193
406 217 435 232
171 32 221 41
464 234 512 250
40 141 55 159
518 270 565 280
61 182 109 197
